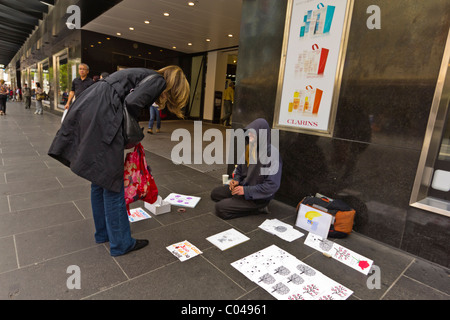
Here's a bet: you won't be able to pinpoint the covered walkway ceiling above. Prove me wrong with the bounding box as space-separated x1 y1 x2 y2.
83 0 242 54
0 0 54 65
0 0 242 66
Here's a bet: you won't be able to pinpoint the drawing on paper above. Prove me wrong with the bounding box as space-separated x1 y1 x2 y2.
128 207 151 222
231 245 353 300
304 233 374 275
274 266 291 276
164 193 201 208
259 273 276 285
319 239 334 251
206 228 250 251
258 219 304 242
297 264 316 277
353 257 371 271
272 283 290 295
305 210 322 231
334 246 351 261
303 284 320 297
289 294 305 300
166 240 202 262
331 285 349 298
296 204 332 239
287 274 304 285
304 232 334 253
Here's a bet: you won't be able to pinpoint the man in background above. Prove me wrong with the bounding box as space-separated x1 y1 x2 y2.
65 63 94 109
221 81 234 126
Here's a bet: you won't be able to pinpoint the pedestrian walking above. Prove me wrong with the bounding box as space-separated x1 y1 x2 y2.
23 84 32 109
35 82 44 115
147 102 161 134
221 81 234 126
0 80 8 115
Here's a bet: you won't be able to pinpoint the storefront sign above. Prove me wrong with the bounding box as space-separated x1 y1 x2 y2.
274 0 354 136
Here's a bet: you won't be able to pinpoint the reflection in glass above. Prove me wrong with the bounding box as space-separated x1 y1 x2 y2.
437 103 450 161
30 66 38 90
56 53 69 108
410 30 450 216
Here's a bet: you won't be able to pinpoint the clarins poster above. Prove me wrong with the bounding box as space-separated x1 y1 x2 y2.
274 0 353 136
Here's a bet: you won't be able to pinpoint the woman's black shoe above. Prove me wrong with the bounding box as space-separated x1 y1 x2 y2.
127 239 149 254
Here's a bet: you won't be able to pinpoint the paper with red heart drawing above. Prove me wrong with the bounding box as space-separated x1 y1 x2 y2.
304 233 374 275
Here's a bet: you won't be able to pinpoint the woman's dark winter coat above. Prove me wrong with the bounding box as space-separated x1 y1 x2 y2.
48 68 166 193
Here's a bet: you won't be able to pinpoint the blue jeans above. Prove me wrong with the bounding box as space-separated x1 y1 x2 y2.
91 183 136 256
148 105 160 129
222 100 233 125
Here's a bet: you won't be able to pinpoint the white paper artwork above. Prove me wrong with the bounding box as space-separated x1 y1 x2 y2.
304 233 374 275
258 219 304 242
166 240 202 262
206 228 250 251
231 245 353 300
295 204 333 238
164 193 201 208
128 207 152 222
304 232 335 254
331 244 374 275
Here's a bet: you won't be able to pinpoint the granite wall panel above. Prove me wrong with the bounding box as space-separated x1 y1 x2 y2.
235 0 450 267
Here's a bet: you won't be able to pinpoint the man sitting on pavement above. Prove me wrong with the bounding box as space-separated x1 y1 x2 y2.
211 118 282 220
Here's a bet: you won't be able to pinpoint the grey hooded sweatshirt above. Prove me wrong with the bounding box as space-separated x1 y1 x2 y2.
233 118 282 201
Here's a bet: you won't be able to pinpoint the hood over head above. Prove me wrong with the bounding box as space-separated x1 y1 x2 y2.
243 118 279 169
244 118 272 146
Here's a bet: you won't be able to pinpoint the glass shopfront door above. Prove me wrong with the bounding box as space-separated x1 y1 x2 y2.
410 29 450 217
428 107 450 201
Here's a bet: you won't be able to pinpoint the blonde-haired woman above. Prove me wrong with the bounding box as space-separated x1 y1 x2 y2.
48 66 190 256
0 79 8 115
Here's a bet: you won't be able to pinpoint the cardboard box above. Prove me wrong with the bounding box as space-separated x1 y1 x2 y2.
145 195 171 215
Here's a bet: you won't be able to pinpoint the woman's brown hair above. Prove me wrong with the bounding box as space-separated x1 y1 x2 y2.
156 65 190 118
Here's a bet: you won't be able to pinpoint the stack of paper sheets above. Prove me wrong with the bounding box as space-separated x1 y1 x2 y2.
258 219 304 242
231 245 353 300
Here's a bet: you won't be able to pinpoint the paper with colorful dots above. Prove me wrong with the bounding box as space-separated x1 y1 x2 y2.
163 193 201 208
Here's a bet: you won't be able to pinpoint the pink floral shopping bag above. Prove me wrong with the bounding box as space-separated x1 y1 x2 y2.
124 143 158 214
